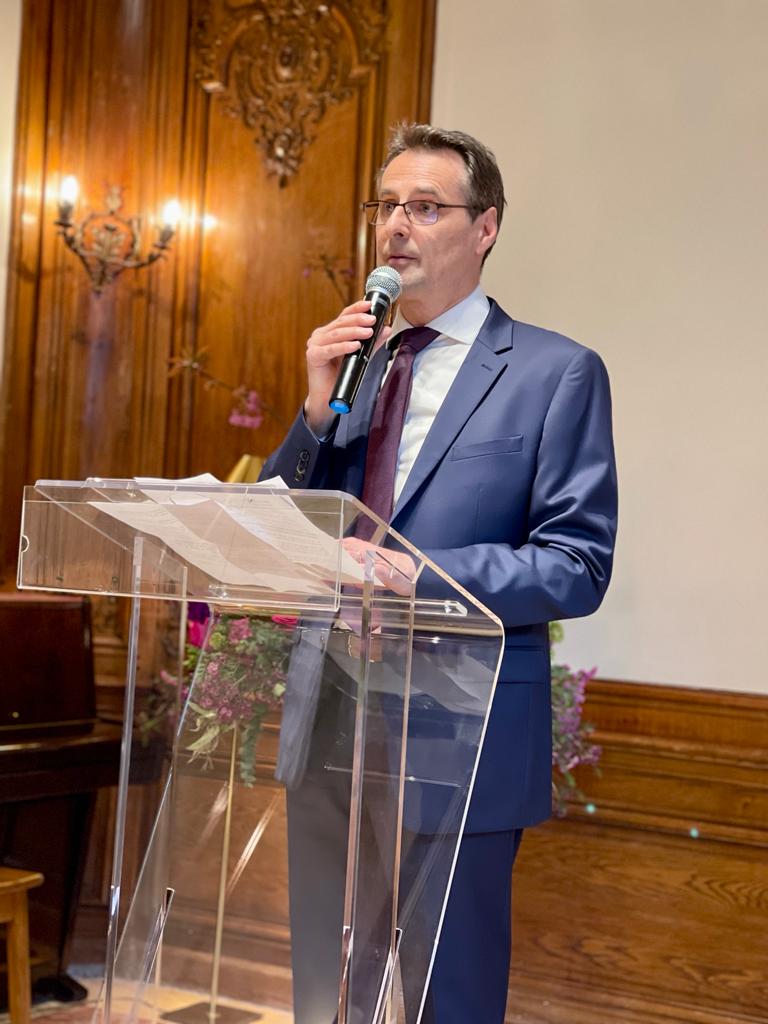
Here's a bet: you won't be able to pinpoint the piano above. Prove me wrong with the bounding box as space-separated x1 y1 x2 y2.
0 592 123 1003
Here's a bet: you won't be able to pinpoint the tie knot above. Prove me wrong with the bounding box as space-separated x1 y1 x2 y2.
395 325 440 356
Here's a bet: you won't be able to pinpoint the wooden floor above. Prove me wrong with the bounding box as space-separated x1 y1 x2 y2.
4 974 766 1024
505 973 767 1024
0 979 289 1024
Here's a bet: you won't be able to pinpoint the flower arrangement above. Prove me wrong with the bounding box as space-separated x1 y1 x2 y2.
141 612 600 806
183 611 293 786
549 621 601 814
140 607 294 787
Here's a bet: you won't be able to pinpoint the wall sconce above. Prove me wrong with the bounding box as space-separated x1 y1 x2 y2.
54 176 181 293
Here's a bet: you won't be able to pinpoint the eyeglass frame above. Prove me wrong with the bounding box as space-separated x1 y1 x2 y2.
361 199 480 226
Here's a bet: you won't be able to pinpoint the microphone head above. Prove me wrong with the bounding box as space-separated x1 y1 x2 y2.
365 265 402 304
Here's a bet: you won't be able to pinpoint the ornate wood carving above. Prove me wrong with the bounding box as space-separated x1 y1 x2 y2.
193 0 388 185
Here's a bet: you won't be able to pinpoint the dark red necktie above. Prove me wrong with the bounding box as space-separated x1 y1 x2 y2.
358 326 440 537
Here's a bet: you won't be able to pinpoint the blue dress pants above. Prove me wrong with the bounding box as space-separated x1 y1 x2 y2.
284 672 523 1024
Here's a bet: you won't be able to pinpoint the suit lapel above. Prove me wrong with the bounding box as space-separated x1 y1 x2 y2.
392 301 514 520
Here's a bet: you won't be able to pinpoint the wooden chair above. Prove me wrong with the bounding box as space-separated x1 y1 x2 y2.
0 867 44 1024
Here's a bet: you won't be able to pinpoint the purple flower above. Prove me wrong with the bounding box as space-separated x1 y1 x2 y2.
188 602 211 624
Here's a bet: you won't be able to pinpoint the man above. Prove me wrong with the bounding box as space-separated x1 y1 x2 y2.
262 123 617 1022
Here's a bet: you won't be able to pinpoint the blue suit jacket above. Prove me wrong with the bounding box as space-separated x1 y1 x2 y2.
262 299 617 830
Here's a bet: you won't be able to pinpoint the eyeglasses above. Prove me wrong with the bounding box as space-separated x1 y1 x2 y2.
361 200 476 226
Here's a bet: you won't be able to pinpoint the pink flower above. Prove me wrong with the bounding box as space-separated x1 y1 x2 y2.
188 620 208 648
228 617 252 643
243 390 262 413
228 409 264 430
272 614 299 629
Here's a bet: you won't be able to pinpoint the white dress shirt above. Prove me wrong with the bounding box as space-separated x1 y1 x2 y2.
387 285 490 503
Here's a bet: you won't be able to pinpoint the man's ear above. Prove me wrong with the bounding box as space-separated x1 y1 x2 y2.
476 207 498 258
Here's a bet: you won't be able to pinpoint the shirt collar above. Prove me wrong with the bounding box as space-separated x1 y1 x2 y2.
388 284 490 349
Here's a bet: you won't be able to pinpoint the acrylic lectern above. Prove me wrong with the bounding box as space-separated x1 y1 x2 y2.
18 479 503 1024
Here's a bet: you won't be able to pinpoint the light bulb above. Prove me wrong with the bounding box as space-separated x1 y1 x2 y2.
161 198 182 228
60 175 79 205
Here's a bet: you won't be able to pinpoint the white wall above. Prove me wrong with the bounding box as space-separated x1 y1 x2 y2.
0 0 22 378
433 0 768 692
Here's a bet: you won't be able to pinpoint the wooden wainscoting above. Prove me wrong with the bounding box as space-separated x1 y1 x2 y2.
508 679 768 1024
71 679 768 1023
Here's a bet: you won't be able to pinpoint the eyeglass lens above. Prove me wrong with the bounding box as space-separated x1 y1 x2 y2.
368 201 438 225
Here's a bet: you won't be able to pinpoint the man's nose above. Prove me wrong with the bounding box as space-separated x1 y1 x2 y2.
384 204 411 235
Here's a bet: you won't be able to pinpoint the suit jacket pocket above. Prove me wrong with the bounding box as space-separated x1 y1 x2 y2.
449 434 524 461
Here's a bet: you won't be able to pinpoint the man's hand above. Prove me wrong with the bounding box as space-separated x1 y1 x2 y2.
304 300 392 435
343 537 416 596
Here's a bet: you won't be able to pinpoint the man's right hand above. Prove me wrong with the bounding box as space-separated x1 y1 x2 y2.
303 300 391 436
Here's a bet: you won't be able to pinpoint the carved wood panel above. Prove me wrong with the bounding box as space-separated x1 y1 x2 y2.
192 0 389 186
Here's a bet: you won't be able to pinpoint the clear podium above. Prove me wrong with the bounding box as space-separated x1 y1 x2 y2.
17 479 503 1024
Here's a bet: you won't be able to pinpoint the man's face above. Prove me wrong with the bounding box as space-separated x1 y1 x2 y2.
375 147 497 322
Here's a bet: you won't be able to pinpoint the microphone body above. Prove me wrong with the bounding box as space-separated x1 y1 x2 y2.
329 266 402 415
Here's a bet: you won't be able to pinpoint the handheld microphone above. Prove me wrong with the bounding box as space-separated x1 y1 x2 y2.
329 265 402 415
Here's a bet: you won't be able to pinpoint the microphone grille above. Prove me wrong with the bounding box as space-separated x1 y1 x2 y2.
365 265 402 303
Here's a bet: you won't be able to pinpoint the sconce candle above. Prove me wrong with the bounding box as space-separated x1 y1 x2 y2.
157 199 182 248
53 182 180 293
57 175 80 224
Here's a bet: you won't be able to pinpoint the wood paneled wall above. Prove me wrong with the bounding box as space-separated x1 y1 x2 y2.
0 0 434 588
509 679 768 1024
0 0 435 965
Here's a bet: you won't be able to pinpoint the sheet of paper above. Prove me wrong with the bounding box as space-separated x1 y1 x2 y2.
90 475 363 588
134 473 222 487
89 500 332 595
220 493 363 579
133 473 288 505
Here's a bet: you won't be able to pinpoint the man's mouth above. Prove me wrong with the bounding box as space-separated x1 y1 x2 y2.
387 254 415 265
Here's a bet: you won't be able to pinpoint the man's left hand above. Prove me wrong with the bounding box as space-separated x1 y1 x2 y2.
343 537 416 595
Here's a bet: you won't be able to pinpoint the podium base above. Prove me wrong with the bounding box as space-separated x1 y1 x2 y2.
160 1002 263 1024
